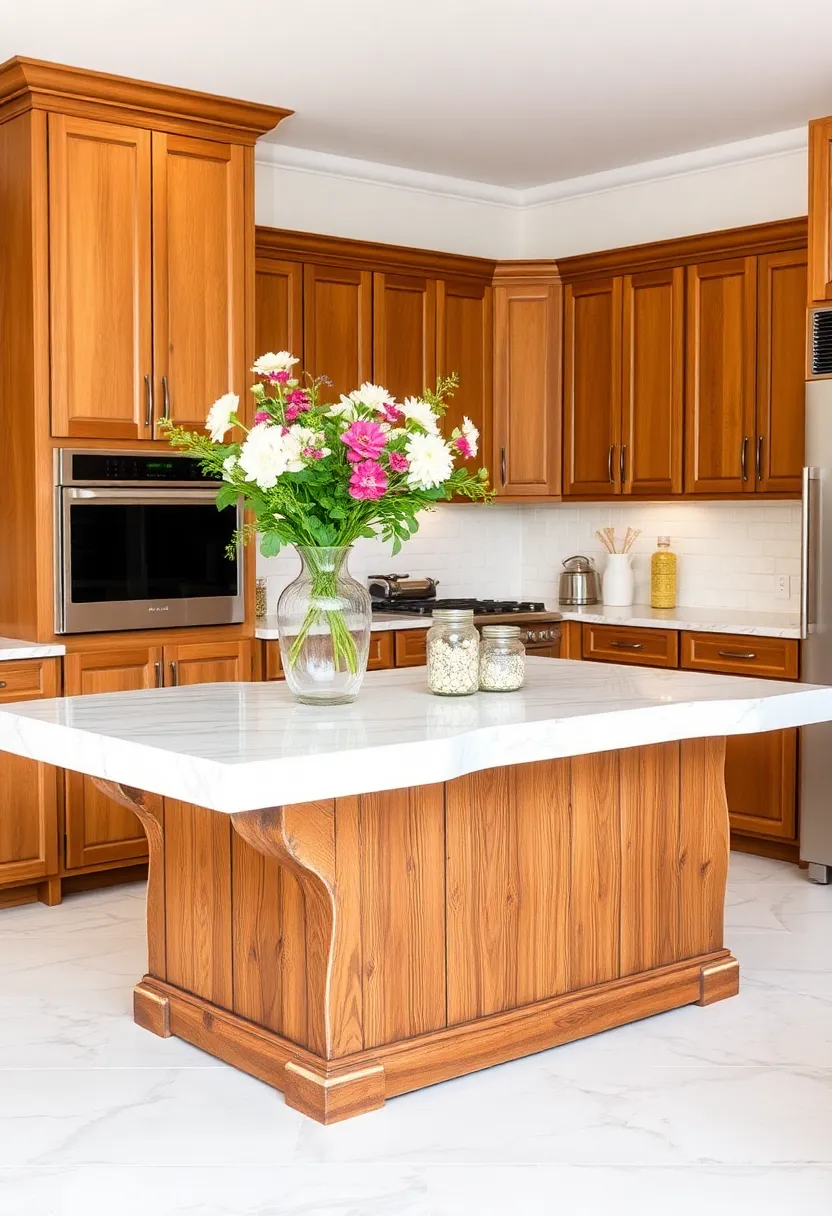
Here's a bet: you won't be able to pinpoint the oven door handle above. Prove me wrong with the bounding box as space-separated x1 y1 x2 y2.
62 487 224 505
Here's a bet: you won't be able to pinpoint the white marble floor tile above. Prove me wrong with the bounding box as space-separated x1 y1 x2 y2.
0 859 830 1215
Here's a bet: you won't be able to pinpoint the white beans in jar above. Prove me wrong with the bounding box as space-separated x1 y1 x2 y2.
426 609 479 696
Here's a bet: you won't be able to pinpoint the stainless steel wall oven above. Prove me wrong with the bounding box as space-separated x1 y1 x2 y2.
54 450 244 634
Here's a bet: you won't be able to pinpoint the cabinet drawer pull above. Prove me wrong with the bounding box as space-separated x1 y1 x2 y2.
168 660 178 686
609 640 644 650
608 445 615 484
144 374 153 428
756 435 763 483
0 681 6 689
741 436 749 482
500 446 506 487
717 649 757 660
154 661 163 688
162 375 171 421
620 443 627 484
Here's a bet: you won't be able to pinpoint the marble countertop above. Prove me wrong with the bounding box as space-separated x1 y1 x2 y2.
0 637 66 661
557 604 801 639
0 658 829 814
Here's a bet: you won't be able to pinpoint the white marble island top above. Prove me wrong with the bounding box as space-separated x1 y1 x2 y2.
0 658 829 814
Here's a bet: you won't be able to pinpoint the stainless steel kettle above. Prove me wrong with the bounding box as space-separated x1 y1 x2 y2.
557 555 601 606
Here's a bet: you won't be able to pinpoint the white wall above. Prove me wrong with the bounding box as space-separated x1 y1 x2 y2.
520 501 801 613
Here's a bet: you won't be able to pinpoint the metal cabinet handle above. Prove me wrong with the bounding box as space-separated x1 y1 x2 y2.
608 445 615 484
717 650 757 660
144 374 153 428
741 436 749 482
620 443 627 485
0 681 6 689
610 640 644 650
168 660 178 686
500 446 506 487
162 375 171 421
756 436 763 483
154 661 163 688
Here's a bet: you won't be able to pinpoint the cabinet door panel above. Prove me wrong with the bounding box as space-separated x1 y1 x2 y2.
152 134 246 435
808 117 832 304
436 280 492 470
621 268 684 496
373 272 436 401
756 250 807 494
493 282 560 496
63 648 160 869
303 264 372 401
49 115 152 439
685 258 757 494
255 258 303 363
563 278 621 497
165 640 253 686
725 729 797 841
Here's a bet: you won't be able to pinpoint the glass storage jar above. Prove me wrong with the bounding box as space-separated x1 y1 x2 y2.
255 577 268 619
478 624 526 691
426 609 480 696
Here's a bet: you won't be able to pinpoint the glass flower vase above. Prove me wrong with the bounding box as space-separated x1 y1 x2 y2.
276 546 372 705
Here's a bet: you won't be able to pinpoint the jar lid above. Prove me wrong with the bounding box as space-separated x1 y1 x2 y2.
432 608 475 625
657 535 671 546
481 624 523 639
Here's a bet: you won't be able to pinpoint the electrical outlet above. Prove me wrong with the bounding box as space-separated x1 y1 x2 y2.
775 575 790 600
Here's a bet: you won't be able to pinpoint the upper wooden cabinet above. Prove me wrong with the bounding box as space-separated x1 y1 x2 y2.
373 272 436 401
303 264 373 400
48 115 153 440
563 278 621 497
254 258 303 361
436 279 492 468
756 249 808 493
685 257 758 494
493 265 561 497
151 134 246 435
808 117 832 304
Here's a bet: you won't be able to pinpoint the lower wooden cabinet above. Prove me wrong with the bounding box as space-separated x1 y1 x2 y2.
0 659 61 894
63 639 252 871
724 728 798 842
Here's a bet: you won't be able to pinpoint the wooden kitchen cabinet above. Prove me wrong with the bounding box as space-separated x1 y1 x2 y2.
63 647 161 869
255 258 303 361
303 263 372 400
808 116 832 303
493 266 561 497
756 249 808 493
724 729 798 842
0 660 60 895
563 277 621 497
373 272 436 401
436 279 492 461
152 133 247 436
684 257 758 494
48 115 153 440
621 267 685 495
165 639 253 686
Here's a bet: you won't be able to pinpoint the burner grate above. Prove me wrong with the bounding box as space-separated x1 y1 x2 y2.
372 598 546 616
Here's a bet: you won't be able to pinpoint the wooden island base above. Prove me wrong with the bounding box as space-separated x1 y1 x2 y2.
96 736 739 1125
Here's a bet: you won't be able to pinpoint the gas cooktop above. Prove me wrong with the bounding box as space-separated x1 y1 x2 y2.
371 598 549 617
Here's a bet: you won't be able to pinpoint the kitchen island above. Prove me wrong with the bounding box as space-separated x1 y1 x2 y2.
1 658 830 1124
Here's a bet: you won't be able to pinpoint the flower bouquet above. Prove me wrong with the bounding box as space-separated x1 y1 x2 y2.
162 352 492 704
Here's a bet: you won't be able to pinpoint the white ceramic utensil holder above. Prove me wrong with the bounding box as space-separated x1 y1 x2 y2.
602 553 635 606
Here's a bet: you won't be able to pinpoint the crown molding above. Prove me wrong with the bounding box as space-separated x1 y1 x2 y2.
256 225 496 281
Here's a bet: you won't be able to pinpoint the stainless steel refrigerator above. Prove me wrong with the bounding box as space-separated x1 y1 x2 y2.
800 309 832 881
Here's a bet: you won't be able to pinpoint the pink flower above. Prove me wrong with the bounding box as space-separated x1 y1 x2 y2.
285 388 310 408
378 402 404 424
349 459 388 500
267 370 291 385
454 435 475 459
253 410 271 425
388 451 409 473
340 420 388 463
284 404 302 422
302 446 327 460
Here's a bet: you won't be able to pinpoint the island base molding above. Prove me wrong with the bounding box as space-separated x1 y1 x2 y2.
96 736 738 1124
134 948 739 1124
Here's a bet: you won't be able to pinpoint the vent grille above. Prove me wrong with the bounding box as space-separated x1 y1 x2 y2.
812 308 832 376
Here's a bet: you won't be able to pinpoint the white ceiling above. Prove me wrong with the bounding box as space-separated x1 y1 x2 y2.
4 0 832 189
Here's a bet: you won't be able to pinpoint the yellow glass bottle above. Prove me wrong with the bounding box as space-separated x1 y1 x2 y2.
650 536 676 609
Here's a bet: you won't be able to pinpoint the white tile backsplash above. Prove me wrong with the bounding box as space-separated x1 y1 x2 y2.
257 500 801 615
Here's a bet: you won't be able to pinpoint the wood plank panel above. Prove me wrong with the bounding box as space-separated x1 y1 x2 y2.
164 799 232 1007
568 751 621 989
678 737 729 958
619 743 680 976
331 796 364 1057
372 272 436 401
231 830 308 1046
360 784 446 1048
446 759 571 1024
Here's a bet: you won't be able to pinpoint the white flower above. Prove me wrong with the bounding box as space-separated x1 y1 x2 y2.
251 351 299 375
401 396 440 436
452 415 479 459
205 392 239 443
405 432 454 490
221 454 238 482
347 382 394 410
327 396 360 421
238 424 293 490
